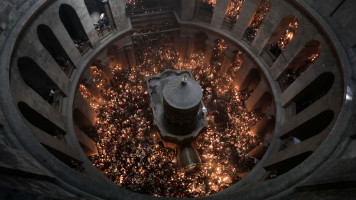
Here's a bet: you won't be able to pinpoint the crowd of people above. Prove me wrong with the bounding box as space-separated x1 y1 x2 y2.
224 0 245 24
199 0 216 13
244 0 271 41
268 19 298 59
94 13 111 36
132 22 177 48
126 0 171 16
79 43 264 197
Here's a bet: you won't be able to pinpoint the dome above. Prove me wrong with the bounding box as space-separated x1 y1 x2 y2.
163 75 203 110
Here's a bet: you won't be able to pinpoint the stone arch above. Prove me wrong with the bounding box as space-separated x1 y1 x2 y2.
281 110 334 141
37 24 75 75
17 57 61 103
59 4 91 53
243 0 271 42
247 68 261 91
293 72 334 114
278 40 321 91
18 102 66 137
84 0 105 25
265 15 298 61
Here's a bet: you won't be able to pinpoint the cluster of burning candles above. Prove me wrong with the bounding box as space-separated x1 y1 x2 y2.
80 41 264 197
225 0 245 23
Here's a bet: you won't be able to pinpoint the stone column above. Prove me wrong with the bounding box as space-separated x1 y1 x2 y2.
118 48 130 70
33 129 82 162
270 30 319 80
203 40 215 67
211 0 230 28
245 81 269 112
75 92 97 127
186 36 196 59
251 6 281 54
219 49 234 75
178 37 188 60
108 0 129 30
125 45 136 68
248 145 266 160
234 57 254 90
232 0 260 39
264 133 326 172
74 125 98 156
280 67 329 107
181 0 196 20
104 1 116 29
250 116 274 138
280 96 332 139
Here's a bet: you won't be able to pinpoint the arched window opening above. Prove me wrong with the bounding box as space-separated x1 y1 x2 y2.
228 51 244 78
84 0 112 37
243 0 271 42
196 0 216 23
18 57 62 106
59 4 91 54
265 15 298 61
42 144 84 172
37 25 75 75
282 110 334 141
223 0 246 29
18 102 66 141
199 0 216 13
278 40 321 91
293 72 334 114
265 152 312 179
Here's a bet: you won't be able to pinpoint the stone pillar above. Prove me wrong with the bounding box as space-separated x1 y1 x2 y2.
204 40 215 67
108 0 129 30
245 81 269 112
125 45 136 68
219 49 234 75
250 116 274 138
75 92 97 127
270 30 318 80
251 7 281 54
280 66 329 107
181 0 196 20
83 76 103 100
178 37 188 60
33 129 82 162
264 133 325 172
248 144 266 160
104 1 116 29
118 48 130 70
232 0 260 39
186 36 196 59
211 0 230 28
280 97 332 139
234 57 254 90
74 125 98 156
